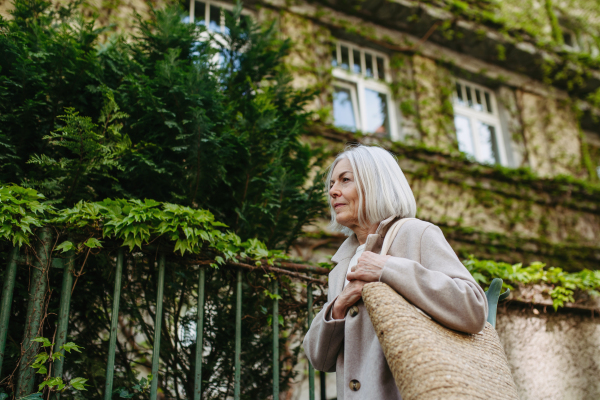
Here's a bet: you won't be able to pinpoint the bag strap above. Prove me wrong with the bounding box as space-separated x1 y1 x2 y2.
380 218 416 256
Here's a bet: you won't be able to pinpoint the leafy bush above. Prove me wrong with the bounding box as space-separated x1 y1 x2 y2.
464 256 600 310
0 1 325 398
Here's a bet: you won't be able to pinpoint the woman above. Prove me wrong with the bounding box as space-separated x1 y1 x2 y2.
303 145 487 399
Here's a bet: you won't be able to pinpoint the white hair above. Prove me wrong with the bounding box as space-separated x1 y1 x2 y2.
326 144 417 236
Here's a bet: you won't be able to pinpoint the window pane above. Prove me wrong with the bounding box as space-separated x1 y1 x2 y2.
484 92 493 113
474 89 484 112
353 49 361 74
222 9 233 35
333 86 357 131
365 53 374 78
364 89 389 137
376 56 385 80
455 82 464 106
194 1 206 25
209 5 221 32
340 46 350 70
331 44 338 68
466 86 474 108
477 121 500 164
454 115 475 157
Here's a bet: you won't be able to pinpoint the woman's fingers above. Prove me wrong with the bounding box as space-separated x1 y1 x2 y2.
348 251 390 282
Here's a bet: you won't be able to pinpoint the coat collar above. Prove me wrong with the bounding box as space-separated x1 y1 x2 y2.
330 215 399 264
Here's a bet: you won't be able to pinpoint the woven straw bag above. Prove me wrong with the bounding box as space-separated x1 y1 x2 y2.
363 218 518 400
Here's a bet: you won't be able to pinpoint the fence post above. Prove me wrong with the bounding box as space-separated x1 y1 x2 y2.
0 247 19 379
194 267 205 400
272 280 279 400
104 249 125 400
234 269 242 400
53 251 75 378
307 279 315 400
320 371 326 400
16 227 53 397
150 254 166 400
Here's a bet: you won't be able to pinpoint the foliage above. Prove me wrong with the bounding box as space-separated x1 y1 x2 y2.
113 375 152 399
0 1 325 399
26 91 130 204
0 184 54 247
29 337 87 394
50 198 282 261
464 256 600 310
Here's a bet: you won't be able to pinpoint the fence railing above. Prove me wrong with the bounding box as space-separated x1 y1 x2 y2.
0 228 331 400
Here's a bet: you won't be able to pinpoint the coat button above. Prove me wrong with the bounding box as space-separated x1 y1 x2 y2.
349 305 359 317
349 379 361 391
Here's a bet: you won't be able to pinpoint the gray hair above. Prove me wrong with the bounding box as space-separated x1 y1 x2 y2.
326 144 417 236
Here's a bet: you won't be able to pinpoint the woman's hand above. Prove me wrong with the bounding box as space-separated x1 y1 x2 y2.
346 251 391 283
331 280 368 319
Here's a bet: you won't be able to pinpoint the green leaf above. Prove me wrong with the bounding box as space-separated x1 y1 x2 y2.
33 337 51 347
60 342 83 353
83 238 103 248
55 240 75 253
70 377 89 391
35 365 47 375
38 377 63 391
52 352 64 361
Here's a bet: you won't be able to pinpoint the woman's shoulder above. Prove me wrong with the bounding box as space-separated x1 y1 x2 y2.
401 218 437 233
393 218 444 245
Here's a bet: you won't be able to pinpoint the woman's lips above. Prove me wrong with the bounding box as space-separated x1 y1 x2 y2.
333 203 345 209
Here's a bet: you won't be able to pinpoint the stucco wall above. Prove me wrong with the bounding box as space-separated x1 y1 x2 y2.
289 306 600 400
496 306 600 400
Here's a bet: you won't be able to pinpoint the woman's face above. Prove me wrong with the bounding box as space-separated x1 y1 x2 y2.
329 158 360 230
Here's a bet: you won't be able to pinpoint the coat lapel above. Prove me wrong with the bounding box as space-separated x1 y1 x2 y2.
327 216 400 297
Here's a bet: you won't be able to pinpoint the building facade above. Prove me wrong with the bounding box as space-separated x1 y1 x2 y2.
2 0 600 398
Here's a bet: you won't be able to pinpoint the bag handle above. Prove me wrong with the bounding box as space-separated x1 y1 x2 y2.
379 217 431 320
380 218 416 256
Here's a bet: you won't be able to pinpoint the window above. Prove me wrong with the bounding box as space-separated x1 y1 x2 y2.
331 41 398 139
184 1 235 33
453 80 506 165
184 0 251 70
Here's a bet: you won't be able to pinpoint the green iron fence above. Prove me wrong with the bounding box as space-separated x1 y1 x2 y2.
0 231 331 400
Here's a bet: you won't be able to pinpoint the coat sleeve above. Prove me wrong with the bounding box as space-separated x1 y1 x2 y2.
379 225 488 334
302 289 345 372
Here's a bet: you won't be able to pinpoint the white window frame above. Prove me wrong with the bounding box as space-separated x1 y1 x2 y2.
185 1 253 45
453 79 508 165
331 40 399 140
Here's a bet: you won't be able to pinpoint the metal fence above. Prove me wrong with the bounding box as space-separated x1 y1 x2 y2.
0 228 330 400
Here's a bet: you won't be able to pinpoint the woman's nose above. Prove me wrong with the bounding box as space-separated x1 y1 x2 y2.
329 183 341 198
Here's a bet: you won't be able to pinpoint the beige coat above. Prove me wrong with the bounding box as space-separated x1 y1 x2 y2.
303 217 488 400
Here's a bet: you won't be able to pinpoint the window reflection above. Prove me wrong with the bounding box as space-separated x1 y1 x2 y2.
364 89 389 137
353 49 361 74
331 45 338 67
365 53 374 78
376 57 385 80
454 115 475 157
484 92 493 113
222 9 233 35
455 82 465 106
209 5 221 32
333 86 357 132
477 121 499 164
194 1 206 25
340 46 350 70
466 86 474 108
474 89 484 112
